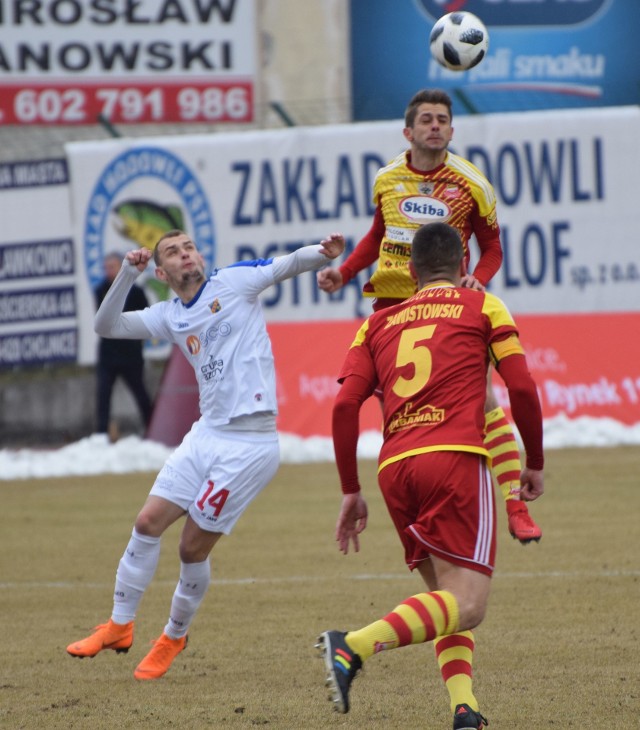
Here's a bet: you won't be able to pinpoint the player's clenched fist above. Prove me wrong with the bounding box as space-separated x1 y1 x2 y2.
125 247 153 271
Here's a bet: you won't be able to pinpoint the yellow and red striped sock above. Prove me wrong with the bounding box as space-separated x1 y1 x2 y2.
484 406 522 502
434 630 479 713
345 590 460 661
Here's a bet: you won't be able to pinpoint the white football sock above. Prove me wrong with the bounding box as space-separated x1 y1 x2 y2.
164 560 211 639
111 528 161 624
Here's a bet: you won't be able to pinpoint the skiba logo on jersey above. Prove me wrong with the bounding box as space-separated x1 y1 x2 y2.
399 196 451 221
82 146 215 358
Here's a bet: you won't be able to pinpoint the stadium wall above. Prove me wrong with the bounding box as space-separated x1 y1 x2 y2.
1 107 639 446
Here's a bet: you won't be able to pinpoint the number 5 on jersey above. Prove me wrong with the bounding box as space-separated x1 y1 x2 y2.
392 325 436 398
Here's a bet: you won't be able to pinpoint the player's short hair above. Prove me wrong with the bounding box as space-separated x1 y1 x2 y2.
153 229 186 266
411 222 463 277
405 89 453 127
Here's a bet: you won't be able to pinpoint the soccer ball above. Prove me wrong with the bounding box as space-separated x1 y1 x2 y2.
429 11 489 71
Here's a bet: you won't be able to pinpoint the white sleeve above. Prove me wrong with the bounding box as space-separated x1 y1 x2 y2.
94 260 153 339
270 244 331 283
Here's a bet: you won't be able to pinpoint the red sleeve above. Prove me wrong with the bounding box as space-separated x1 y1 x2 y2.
496 354 544 470
470 210 503 286
332 374 375 493
339 205 385 284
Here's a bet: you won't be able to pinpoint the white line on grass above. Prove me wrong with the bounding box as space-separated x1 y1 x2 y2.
1 568 638 590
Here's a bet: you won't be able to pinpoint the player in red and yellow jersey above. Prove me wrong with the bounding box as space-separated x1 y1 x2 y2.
318 88 541 547
317 222 544 728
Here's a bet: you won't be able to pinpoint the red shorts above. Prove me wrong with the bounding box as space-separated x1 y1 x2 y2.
378 451 496 576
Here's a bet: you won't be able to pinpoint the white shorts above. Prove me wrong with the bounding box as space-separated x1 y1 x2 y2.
149 418 280 534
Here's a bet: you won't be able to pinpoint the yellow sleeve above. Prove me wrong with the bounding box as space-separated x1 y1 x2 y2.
490 334 525 366
481 291 517 329
481 292 524 366
350 318 370 349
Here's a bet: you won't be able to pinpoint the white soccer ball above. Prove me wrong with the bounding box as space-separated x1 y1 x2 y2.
429 11 489 72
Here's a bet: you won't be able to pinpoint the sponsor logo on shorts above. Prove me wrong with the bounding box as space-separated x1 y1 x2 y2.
388 402 445 433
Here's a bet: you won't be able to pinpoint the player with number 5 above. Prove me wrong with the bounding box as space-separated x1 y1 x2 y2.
317 222 544 728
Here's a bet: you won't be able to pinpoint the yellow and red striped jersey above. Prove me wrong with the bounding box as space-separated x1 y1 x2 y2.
339 282 523 471
364 150 500 299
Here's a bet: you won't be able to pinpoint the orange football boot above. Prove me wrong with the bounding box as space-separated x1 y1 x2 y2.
66 619 134 658
134 633 188 680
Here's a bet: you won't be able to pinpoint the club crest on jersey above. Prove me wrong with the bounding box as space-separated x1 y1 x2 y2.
443 185 461 199
209 298 222 313
419 182 435 195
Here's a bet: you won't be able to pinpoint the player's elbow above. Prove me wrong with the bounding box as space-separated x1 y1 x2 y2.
507 381 538 408
94 317 111 338
332 392 359 420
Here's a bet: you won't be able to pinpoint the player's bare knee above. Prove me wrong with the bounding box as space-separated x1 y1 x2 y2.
178 530 220 563
178 542 209 564
457 596 488 630
134 510 163 537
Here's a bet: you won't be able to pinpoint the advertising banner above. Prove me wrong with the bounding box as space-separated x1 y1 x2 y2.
148 312 640 447
272 312 640 438
0 0 256 125
491 312 640 427
65 106 639 365
0 159 77 367
350 0 640 119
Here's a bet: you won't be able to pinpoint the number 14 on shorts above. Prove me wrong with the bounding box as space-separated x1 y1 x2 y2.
196 480 230 520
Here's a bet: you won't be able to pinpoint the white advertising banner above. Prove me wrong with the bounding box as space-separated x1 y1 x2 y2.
0 0 256 125
0 160 77 367
65 106 639 364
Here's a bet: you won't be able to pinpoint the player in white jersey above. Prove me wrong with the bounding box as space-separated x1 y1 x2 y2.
67 229 345 680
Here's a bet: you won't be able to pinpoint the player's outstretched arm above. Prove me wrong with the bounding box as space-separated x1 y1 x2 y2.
317 206 385 293
270 237 346 285
95 250 153 340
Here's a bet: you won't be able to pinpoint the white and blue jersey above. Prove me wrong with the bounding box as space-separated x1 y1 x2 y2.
95 244 331 428
140 260 280 426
